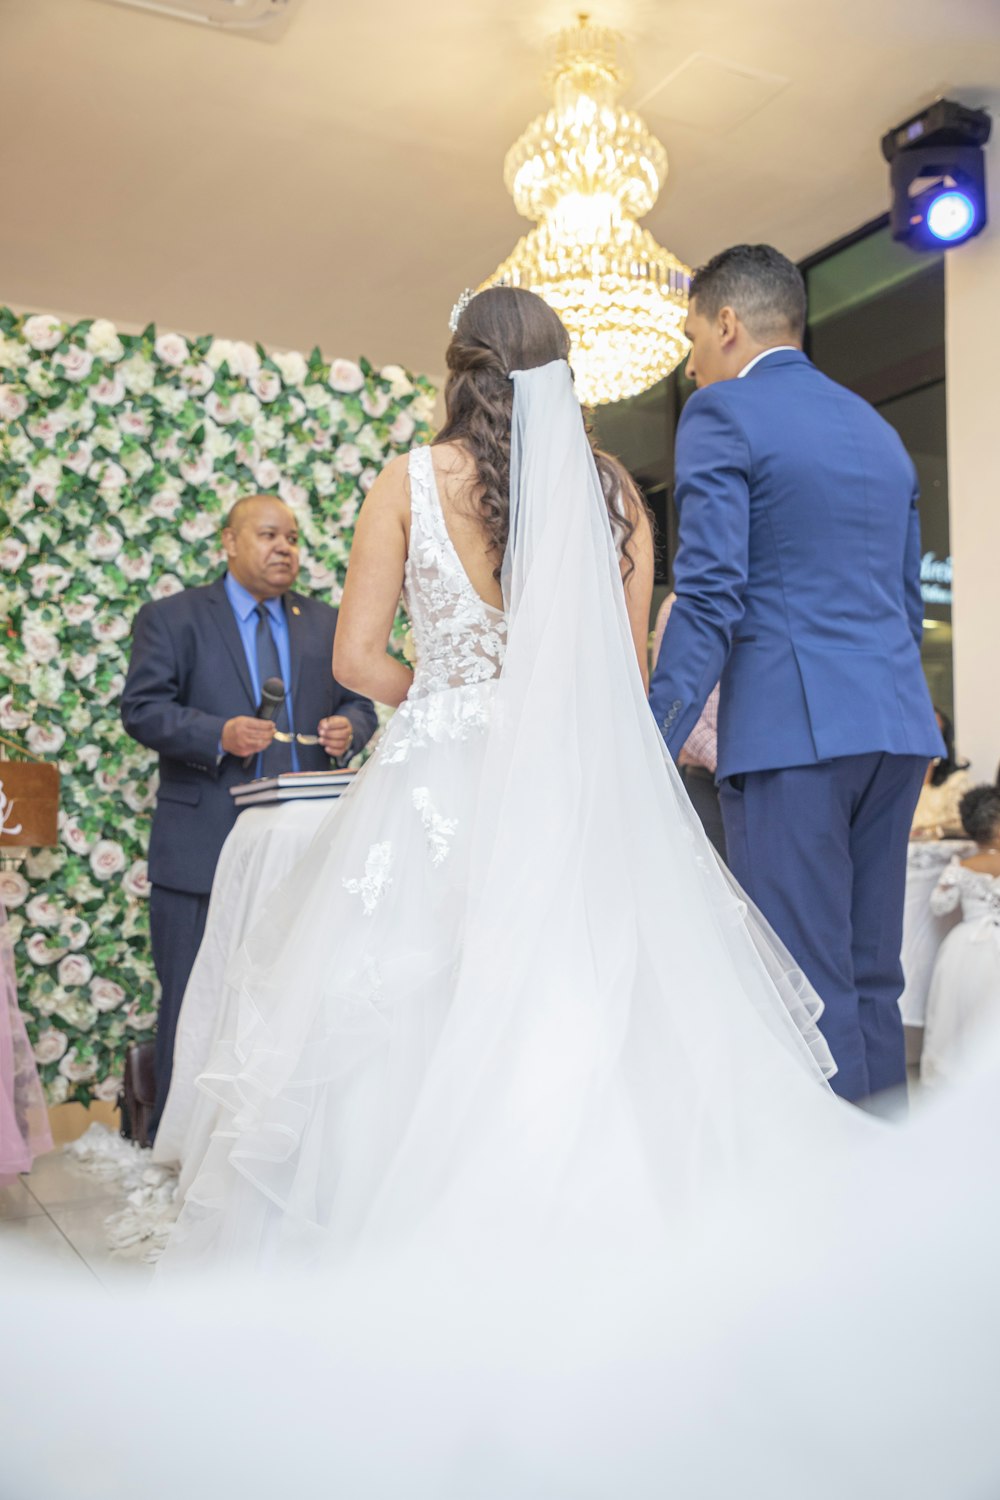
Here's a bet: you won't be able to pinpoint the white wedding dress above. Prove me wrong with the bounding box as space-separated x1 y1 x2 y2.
159 361 867 1274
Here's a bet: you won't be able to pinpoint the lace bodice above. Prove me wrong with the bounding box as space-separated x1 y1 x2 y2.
403 446 507 696
931 860 1000 925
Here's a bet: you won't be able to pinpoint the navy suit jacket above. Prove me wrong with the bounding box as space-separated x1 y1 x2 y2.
649 350 943 780
120 576 378 895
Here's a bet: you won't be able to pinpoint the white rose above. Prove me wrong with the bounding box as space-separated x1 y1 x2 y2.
333 443 362 476
123 859 150 899
119 553 152 583
119 450 152 484
303 384 332 412
179 513 218 543
311 461 335 496
25 723 66 756
68 651 98 682
25 931 68 966
0 333 29 369
28 454 63 497
33 1027 69 1065
361 388 391 419
119 354 156 396
205 391 239 426
91 373 127 406
47 1075 69 1105
155 331 190 367
91 615 130 643
59 913 91 952
63 440 94 475
0 538 27 572
380 364 414 398
149 487 182 520
25 848 63 879
231 391 261 425
58 1049 98 1083
90 976 127 1013
277 478 308 512
86 525 124 561
411 392 436 425
0 695 31 732
87 459 127 493
183 362 215 396
57 953 93 988
85 318 125 362
154 385 187 418
151 573 183 601
26 894 62 929
28 664 65 707
26 366 57 399
250 370 281 403
21 621 59 664
179 452 213 487
63 594 98 625
329 358 364 393
272 350 308 386
0 870 29 908
76 744 101 773
389 412 416 445
0 386 28 421
61 816 92 855
22 313 63 351
92 1075 123 1103
360 466 378 494
29 563 72 598
209 475 239 506
117 410 150 438
203 425 234 461
89 839 127 880
252 459 281 490
125 1000 157 1032
54 346 94 383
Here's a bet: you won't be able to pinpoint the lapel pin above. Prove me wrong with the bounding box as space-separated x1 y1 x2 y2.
292 605 301 616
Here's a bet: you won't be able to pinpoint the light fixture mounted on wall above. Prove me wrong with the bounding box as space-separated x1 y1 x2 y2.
484 15 690 407
881 98 992 250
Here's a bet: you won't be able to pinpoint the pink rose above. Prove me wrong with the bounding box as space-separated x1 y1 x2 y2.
333 443 362 476
252 459 281 490
69 651 98 682
278 478 308 511
125 1000 157 1032
251 370 282 403
0 696 31 732
149 487 182 520
58 1050 98 1083
92 1076 123 1103
90 976 127 1013
123 860 150 899
29 563 71 597
180 452 213 487
87 460 127 493
26 894 61 929
120 553 152 583
21 622 60 664
91 374 127 406
25 932 69 966
0 538 27 571
180 513 218 543
89 839 126 881
86 525 124 561
182 362 215 396
360 466 378 493
58 953 93 988
154 332 190 367
329 359 364 393
361 388 391 419
63 594 98 625
22 314 63 351
0 386 28 421
55 347 94 383
63 440 94 475
33 1028 69 1065
91 615 130 642
389 412 416 445
0 870 29 908
25 723 66 756
118 410 151 438
151 574 183 601
61 816 92 855
206 392 239 426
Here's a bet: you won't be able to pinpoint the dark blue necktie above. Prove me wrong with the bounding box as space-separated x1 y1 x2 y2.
254 603 292 773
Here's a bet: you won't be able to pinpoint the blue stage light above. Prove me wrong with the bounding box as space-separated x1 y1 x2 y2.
926 189 978 243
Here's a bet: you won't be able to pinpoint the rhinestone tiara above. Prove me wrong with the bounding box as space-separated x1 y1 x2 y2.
448 275 511 334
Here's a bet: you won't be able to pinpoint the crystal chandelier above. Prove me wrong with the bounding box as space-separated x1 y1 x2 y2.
485 15 690 407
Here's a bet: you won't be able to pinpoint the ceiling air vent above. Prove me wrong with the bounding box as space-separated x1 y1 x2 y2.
91 0 304 41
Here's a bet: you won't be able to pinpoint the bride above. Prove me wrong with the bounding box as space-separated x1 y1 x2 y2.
159 287 868 1272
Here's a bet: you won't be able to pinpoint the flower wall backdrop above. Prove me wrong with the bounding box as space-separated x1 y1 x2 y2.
0 306 435 1108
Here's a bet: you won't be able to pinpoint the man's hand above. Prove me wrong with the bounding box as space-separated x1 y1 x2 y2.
318 715 354 759
221 716 277 758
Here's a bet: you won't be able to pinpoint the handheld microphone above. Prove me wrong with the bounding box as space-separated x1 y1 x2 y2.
242 675 286 772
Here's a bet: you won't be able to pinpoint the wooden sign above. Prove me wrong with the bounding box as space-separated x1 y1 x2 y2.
0 762 60 848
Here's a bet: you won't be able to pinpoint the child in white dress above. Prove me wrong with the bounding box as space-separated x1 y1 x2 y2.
922 785 1000 1087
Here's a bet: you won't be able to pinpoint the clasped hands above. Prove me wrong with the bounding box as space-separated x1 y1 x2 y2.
221 715 354 760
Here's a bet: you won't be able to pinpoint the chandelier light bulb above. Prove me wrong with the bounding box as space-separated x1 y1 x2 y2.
484 15 690 406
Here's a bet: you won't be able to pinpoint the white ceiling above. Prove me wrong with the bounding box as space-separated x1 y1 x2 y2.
1 0 998 381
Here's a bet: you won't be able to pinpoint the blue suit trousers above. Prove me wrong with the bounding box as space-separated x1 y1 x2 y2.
719 752 927 1103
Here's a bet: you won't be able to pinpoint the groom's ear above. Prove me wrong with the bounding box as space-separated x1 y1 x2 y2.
717 306 740 346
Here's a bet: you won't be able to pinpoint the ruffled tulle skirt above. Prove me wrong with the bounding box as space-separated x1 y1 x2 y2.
158 666 866 1275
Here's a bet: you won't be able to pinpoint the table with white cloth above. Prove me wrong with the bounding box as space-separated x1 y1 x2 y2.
899 839 974 1030
153 798 338 1188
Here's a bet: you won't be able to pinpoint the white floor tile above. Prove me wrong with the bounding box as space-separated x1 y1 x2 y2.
0 1178 47 1221
21 1150 122 1211
46 1200 155 1286
0 1214 99 1285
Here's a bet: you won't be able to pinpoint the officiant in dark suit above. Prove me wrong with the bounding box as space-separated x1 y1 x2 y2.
121 494 378 1138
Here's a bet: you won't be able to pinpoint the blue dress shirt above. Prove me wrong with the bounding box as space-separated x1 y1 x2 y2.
223 572 299 775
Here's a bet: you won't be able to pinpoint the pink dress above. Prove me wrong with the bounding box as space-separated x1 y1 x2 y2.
0 901 52 1185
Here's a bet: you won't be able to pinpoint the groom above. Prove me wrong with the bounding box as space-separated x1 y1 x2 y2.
650 244 943 1104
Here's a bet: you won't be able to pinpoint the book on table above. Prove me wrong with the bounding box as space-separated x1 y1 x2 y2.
230 770 356 807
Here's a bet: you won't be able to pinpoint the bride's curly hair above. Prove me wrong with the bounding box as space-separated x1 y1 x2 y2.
433 287 648 579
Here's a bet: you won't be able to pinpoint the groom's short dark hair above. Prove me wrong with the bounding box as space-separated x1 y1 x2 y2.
689 245 807 341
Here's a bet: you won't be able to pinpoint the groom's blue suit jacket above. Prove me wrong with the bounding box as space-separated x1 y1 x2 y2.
649 350 943 780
